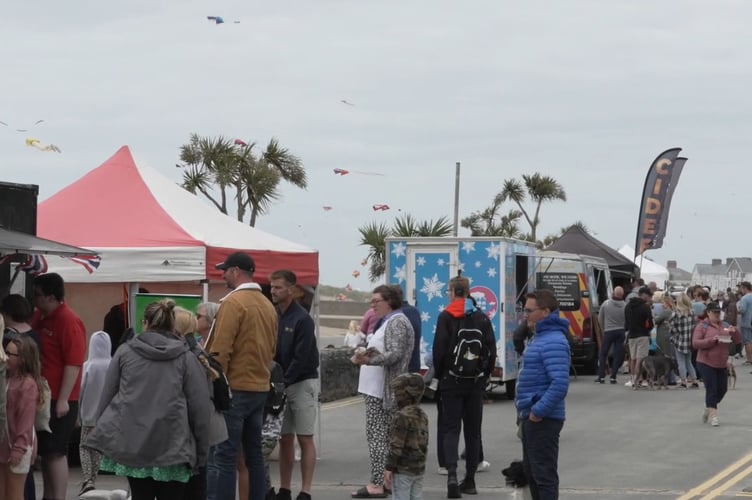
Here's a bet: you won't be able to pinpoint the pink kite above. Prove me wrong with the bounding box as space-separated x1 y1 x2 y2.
372 204 390 211
360 258 367 267
234 139 248 146
336 293 347 301
352 270 361 278
345 284 353 291
333 168 384 177
322 206 333 211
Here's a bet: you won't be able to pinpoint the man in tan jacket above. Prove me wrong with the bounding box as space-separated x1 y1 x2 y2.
206 252 278 500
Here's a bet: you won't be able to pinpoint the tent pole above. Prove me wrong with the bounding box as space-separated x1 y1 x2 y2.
202 280 209 303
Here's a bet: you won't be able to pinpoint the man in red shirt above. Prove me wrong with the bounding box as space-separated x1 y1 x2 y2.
31 272 86 500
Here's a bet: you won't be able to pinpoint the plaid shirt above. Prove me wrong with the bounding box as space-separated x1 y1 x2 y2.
669 312 694 353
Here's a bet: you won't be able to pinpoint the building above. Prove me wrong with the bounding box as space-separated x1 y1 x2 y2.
690 258 752 293
666 260 692 292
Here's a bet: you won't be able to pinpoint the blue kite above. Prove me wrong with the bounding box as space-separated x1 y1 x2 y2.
207 16 225 24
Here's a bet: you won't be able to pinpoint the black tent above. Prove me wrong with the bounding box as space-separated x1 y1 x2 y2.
545 226 638 281
0 226 94 256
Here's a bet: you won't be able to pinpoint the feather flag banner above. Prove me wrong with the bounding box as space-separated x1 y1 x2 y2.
634 148 686 257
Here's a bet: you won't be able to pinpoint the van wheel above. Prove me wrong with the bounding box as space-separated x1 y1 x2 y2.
505 379 516 400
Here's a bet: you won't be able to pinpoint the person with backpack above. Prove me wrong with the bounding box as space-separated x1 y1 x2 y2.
432 274 496 498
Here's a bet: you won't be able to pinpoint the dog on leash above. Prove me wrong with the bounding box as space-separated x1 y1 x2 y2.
728 359 737 389
640 353 679 390
502 460 528 488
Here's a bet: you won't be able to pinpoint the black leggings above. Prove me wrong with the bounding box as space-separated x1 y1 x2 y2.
127 477 187 500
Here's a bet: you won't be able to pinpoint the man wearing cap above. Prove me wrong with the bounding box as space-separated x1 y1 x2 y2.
206 252 278 500
624 286 654 389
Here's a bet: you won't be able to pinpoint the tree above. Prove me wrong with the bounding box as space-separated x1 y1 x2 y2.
358 213 453 281
540 221 592 249
177 134 307 226
461 195 523 238
495 173 567 242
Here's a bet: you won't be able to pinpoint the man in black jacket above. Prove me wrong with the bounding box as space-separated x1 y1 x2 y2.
432 275 497 498
624 285 654 389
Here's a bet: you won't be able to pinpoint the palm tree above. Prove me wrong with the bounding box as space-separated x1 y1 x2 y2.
177 134 307 226
540 221 592 248
358 213 453 281
461 195 523 238
496 173 566 242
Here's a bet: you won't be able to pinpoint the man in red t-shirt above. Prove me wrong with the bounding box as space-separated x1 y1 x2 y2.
31 272 86 500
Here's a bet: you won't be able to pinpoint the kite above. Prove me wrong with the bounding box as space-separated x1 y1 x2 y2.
360 258 367 267
372 204 390 211
207 16 225 24
336 293 347 301
25 138 61 153
352 270 361 278
333 168 384 177
0 119 44 132
322 206 333 211
340 100 355 107
234 139 248 146
345 284 353 291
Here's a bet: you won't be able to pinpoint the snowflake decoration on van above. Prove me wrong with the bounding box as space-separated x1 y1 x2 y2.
487 267 497 278
416 256 426 266
394 264 406 284
420 273 445 302
461 241 476 253
420 311 431 323
391 242 407 258
486 242 501 261
475 261 482 268
437 258 446 267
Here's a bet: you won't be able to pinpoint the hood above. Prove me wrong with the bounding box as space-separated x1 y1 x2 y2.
391 373 425 408
87 331 112 361
445 298 477 318
535 311 571 336
129 331 189 361
628 296 645 306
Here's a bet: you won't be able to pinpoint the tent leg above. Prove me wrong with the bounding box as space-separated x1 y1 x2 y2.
202 281 209 303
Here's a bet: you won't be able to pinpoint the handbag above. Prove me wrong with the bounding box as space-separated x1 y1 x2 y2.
35 378 52 433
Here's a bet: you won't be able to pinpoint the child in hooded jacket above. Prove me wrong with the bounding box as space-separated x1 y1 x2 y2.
78 331 112 495
384 373 428 500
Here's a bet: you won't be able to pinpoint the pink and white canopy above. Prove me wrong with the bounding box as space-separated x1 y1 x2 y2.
38 146 319 284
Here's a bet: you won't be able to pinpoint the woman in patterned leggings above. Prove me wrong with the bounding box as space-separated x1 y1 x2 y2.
351 285 414 499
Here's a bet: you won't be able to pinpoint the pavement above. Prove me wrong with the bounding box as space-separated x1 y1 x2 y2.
38 358 752 499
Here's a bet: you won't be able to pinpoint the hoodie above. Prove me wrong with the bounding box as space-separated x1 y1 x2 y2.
624 297 653 338
79 331 112 427
515 312 571 421
385 373 428 476
598 298 626 333
432 298 497 383
85 331 211 471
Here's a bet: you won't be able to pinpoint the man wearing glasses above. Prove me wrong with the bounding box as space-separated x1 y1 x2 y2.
515 289 570 500
206 252 278 500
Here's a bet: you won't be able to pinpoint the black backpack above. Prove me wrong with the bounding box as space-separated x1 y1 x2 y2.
186 335 232 412
448 314 489 379
265 361 287 417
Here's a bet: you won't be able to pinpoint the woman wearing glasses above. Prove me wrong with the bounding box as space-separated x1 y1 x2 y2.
350 285 414 499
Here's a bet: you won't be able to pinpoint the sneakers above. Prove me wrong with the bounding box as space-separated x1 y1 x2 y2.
296 492 312 500
438 466 449 475
711 415 720 427
276 488 293 500
594 378 605 384
79 480 95 496
610 378 617 384
265 488 276 500
477 460 490 472
702 409 709 424
460 477 478 495
447 474 462 498
624 380 633 387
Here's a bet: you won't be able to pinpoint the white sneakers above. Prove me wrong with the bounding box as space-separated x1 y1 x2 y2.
437 460 491 475
438 467 448 475
711 416 720 427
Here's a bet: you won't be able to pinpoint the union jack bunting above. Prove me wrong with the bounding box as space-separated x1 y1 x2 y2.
68 255 102 274
17 254 48 275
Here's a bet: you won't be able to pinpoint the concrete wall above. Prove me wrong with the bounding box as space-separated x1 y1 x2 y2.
319 346 360 403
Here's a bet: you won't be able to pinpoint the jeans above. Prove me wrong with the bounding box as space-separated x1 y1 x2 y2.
598 329 625 379
696 362 728 409
676 351 697 380
128 477 187 500
207 391 267 500
392 473 424 500
440 377 484 478
521 418 564 500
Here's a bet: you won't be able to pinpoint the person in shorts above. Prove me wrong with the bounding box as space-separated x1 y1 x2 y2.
30 273 86 500
624 286 654 389
270 270 319 500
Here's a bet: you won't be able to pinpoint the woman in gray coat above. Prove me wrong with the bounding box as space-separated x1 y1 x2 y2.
85 300 211 500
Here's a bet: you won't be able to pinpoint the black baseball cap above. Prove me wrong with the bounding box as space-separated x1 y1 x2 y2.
215 252 255 272
705 301 722 313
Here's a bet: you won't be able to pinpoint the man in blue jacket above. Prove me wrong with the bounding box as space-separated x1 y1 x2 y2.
515 289 570 500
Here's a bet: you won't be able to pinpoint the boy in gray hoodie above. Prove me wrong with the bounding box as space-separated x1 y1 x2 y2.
596 287 627 384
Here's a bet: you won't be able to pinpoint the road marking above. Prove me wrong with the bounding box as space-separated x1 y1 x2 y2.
701 463 752 499
677 452 752 499
322 397 362 410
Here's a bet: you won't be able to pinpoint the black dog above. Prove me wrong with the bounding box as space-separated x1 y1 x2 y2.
502 460 528 488
641 353 679 390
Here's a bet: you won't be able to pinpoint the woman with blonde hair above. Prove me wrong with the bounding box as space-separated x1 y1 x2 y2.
174 306 199 340
670 294 699 388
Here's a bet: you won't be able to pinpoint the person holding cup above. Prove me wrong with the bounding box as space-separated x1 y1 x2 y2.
692 301 741 427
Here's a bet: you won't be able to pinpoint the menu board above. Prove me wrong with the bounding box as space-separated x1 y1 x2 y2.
536 273 580 311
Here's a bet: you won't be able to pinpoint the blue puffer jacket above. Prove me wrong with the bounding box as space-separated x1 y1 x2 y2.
515 312 571 421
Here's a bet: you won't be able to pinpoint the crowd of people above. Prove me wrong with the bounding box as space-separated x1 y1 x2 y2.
596 279 747 427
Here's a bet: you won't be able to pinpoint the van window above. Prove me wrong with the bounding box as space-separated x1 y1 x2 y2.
594 268 609 304
536 272 580 311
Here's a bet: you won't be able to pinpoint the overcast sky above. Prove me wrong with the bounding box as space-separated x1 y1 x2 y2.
1 1 749 289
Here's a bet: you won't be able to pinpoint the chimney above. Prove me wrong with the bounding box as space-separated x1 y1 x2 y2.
666 260 677 269
712 259 722 266
727 258 733 265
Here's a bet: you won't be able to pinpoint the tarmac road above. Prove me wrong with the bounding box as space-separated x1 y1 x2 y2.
49 357 752 499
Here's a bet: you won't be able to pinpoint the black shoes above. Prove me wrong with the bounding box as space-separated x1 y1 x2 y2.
594 378 605 384
460 477 478 495
276 488 292 500
447 474 462 498
610 378 617 384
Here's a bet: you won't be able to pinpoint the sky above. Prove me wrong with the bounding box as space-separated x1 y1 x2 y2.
1 1 749 289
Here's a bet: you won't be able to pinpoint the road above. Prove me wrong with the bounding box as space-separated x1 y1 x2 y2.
52 358 752 499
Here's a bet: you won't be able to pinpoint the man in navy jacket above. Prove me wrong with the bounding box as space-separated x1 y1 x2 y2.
515 289 570 500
